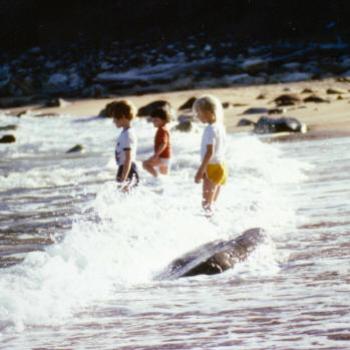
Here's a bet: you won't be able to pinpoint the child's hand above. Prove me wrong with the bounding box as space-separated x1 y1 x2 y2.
149 155 159 162
117 181 129 193
195 168 204 183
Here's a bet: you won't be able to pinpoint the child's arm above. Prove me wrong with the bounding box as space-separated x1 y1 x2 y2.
120 150 132 182
195 144 213 183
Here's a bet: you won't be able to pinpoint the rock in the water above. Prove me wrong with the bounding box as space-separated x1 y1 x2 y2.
138 100 173 117
0 134 16 143
256 93 266 100
303 95 329 103
178 97 196 111
274 94 301 106
222 102 230 109
157 228 265 279
253 116 306 134
174 120 192 132
66 144 84 153
0 125 18 131
237 118 255 127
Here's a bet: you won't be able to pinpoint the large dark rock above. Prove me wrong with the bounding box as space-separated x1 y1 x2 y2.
0 134 16 143
66 144 84 153
253 116 306 134
157 228 265 279
174 120 192 132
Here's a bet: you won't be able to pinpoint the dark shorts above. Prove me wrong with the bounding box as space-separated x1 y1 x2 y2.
116 162 139 186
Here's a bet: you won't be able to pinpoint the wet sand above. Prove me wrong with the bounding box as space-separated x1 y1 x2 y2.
5 78 350 138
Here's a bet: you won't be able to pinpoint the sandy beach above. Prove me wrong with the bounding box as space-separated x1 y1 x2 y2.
6 79 350 132
5 78 350 142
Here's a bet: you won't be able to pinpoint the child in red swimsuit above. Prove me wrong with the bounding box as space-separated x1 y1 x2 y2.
142 108 171 177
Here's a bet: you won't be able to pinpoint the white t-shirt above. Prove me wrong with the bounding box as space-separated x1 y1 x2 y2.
115 128 137 166
200 123 226 164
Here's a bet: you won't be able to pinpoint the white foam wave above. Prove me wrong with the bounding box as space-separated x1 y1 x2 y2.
0 113 311 330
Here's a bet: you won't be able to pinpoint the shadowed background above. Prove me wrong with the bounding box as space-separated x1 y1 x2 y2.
1 0 350 50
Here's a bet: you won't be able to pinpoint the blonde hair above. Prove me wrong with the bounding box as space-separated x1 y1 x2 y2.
108 100 136 120
193 95 224 123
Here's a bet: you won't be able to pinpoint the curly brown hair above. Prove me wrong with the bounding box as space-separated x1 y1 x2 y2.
108 100 136 120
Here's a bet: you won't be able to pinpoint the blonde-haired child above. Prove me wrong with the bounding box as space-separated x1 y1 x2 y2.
193 95 228 212
110 100 139 191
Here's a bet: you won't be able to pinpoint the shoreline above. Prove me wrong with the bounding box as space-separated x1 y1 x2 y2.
3 78 350 140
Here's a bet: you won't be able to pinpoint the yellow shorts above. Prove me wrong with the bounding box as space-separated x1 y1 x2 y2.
206 163 228 185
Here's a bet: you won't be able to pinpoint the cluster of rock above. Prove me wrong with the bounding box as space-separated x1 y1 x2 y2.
1 40 350 108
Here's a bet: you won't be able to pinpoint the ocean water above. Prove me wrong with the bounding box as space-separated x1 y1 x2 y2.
0 113 349 349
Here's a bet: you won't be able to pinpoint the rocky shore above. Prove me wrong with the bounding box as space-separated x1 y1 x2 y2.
1 39 350 109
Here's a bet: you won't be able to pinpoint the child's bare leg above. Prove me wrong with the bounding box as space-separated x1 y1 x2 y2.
202 176 217 211
159 164 169 175
143 160 158 177
213 186 221 203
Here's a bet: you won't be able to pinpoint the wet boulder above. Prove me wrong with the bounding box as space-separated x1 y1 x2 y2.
157 228 265 279
137 100 173 117
253 116 306 134
66 144 84 153
0 134 16 143
174 120 192 132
